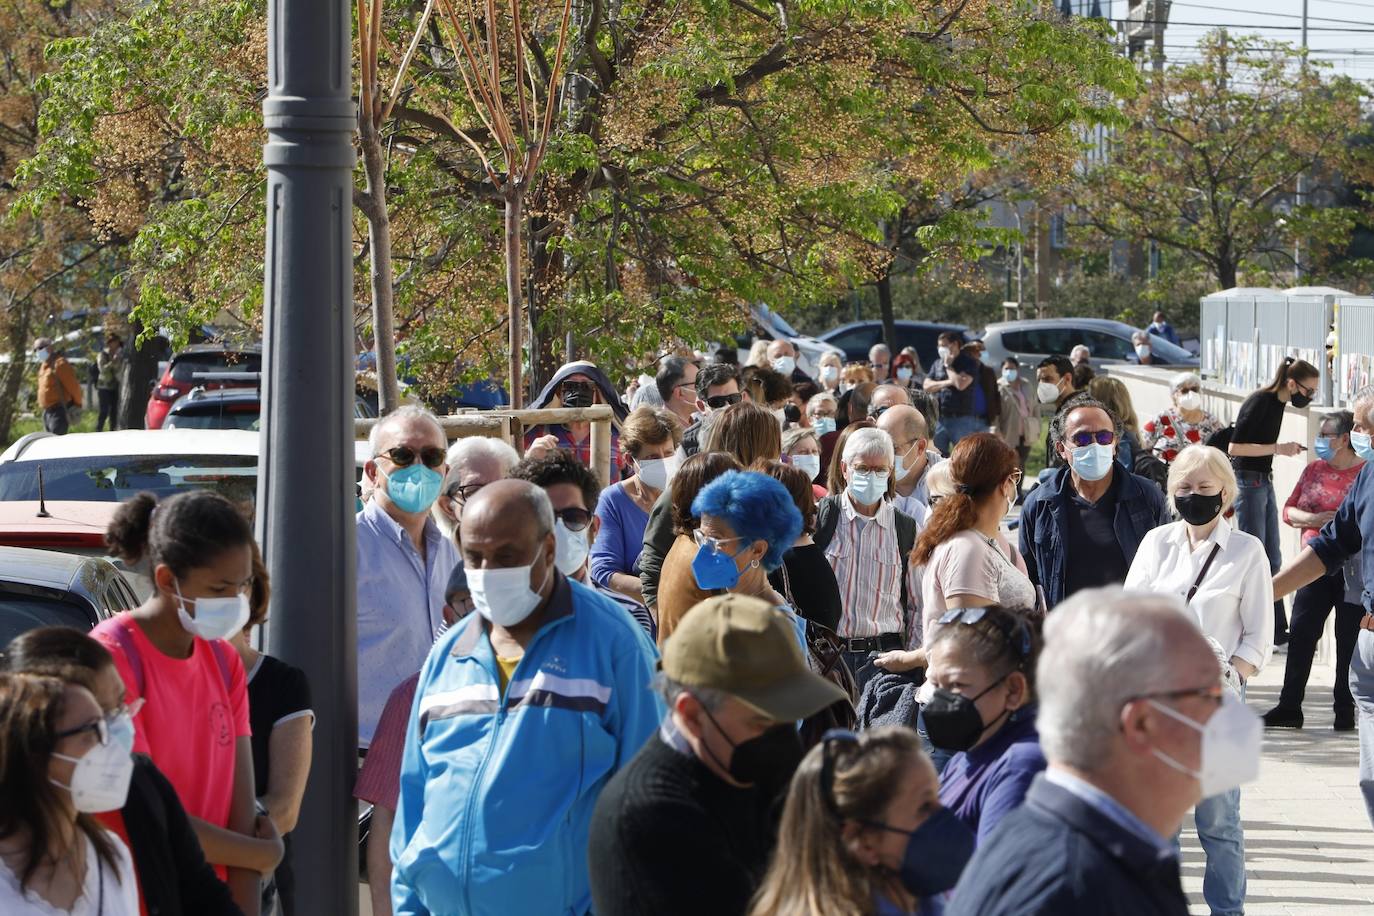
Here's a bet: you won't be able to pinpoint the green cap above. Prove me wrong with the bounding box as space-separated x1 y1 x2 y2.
662 594 848 722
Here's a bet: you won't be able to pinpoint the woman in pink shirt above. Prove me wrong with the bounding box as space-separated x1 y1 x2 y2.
1264 410 1366 731
98 490 283 915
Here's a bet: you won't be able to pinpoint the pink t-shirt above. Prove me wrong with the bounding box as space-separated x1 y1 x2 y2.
922 530 1035 641
93 615 251 835
1284 459 1365 545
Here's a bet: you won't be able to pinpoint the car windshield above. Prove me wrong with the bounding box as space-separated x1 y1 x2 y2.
164 410 261 431
0 455 259 505
0 593 93 647
170 352 261 383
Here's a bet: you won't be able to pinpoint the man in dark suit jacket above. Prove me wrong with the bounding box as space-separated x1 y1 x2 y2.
949 588 1230 916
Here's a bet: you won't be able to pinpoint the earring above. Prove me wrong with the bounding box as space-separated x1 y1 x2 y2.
749 559 760 570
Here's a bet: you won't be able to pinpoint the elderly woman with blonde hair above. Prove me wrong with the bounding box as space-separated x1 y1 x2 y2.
1124 444 1272 916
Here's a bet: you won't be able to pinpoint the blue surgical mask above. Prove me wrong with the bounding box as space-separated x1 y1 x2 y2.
35 348 50 362
1002 368 1018 384
1069 442 1115 482
1314 436 1335 462
791 454 822 480
1353 430 1374 462
692 541 745 591
379 463 444 514
847 470 889 506
813 417 836 437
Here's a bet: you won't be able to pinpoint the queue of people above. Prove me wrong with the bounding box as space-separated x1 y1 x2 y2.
6 329 1369 916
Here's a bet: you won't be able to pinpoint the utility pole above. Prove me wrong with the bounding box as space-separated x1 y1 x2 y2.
1295 0 1308 284
258 0 359 913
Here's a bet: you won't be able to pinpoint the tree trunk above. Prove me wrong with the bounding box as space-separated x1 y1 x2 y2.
505 187 525 408
528 211 561 385
118 319 162 430
360 115 402 416
1217 257 1238 290
0 301 33 445
876 270 898 357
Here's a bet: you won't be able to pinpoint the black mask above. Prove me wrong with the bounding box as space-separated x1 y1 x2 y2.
700 707 804 793
1291 392 1313 409
561 383 595 408
1174 492 1223 526
922 676 1009 753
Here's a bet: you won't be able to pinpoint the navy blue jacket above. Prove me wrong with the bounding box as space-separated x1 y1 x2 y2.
946 775 1187 916
1310 462 1374 612
1018 465 1169 609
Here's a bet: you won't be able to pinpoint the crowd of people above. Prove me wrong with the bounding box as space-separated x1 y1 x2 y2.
5 326 1374 916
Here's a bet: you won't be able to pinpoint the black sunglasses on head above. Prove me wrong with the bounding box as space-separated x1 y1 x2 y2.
380 445 446 469
705 392 743 410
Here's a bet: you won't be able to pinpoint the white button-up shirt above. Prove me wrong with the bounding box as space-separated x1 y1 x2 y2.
1124 518 1274 672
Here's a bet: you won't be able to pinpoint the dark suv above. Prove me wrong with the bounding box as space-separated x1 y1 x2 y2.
818 320 970 371
145 345 262 430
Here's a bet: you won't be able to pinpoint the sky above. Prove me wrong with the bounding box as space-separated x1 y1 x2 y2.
1073 0 1374 82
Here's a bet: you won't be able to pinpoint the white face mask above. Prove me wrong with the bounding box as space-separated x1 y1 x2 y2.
468 549 551 627
791 454 822 480
812 416 836 437
635 455 678 492
771 407 787 428
895 441 920 479
847 470 889 506
173 581 250 641
1148 692 1262 798
1177 391 1202 412
108 711 136 755
1037 381 1061 405
553 519 590 577
1135 343 1151 360
772 356 797 377
820 365 839 383
51 738 134 813
938 346 953 363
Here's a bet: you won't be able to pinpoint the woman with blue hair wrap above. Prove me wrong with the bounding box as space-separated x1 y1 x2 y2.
688 470 808 653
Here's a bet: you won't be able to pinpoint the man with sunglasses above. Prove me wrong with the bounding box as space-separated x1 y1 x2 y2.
950 589 1258 916
679 362 742 459
588 594 847 916
356 405 458 748
511 448 657 640
1018 396 1169 610
655 356 702 427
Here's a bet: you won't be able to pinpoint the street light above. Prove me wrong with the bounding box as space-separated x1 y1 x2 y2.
258 0 359 913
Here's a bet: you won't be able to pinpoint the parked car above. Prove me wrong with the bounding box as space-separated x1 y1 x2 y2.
743 305 844 378
145 344 262 430
0 546 138 647
163 388 377 430
0 429 373 510
0 500 122 556
980 317 1199 378
818 320 971 371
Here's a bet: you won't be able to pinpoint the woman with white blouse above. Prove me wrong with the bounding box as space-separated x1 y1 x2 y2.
1124 444 1273 916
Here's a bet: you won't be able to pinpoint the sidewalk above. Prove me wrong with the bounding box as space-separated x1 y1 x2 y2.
1180 654 1374 914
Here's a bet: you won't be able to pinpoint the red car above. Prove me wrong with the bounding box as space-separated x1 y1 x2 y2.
145 344 261 430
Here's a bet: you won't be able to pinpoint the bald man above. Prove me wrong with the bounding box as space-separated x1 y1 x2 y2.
868 383 911 418
877 404 943 522
392 478 663 915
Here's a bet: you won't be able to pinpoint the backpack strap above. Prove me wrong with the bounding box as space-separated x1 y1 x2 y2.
814 496 841 551
892 508 917 622
206 640 235 694
107 615 146 696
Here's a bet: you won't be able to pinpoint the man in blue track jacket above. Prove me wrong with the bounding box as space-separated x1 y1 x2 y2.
391 479 663 915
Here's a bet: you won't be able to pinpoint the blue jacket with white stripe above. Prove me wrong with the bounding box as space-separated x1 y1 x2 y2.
391 573 664 916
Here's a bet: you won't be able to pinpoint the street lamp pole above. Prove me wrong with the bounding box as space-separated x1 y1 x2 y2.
258 0 359 912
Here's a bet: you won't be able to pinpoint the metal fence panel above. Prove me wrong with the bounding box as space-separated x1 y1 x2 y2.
1336 297 1374 404
1199 291 1333 403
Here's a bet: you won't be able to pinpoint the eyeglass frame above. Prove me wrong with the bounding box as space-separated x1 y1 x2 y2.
692 529 747 556
705 392 743 410
378 444 447 470
54 717 111 747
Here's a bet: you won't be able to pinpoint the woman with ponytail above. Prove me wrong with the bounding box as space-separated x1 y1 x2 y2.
1229 356 1320 646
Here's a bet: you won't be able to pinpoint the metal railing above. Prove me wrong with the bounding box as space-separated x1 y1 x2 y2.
355 404 618 486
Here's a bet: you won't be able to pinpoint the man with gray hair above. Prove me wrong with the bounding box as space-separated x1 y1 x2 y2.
813 426 920 689
867 383 910 418
869 342 892 381
950 588 1259 916
392 478 662 913
357 405 459 747
431 435 520 546
1275 384 1374 824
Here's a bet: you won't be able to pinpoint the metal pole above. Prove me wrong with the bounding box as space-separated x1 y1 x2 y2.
258 0 358 911
1296 0 1308 285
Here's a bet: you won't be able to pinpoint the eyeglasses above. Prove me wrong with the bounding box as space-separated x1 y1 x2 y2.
1008 469 1023 488
554 507 593 532
55 717 110 747
705 392 742 410
936 606 1032 659
447 481 486 503
1295 380 1316 399
379 445 446 469
1068 429 1116 448
692 530 745 555
869 405 891 419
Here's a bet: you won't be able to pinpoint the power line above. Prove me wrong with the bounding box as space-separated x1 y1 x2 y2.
1128 18 1374 31
1167 2 1370 27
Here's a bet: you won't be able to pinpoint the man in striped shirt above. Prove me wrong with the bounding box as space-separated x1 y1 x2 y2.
816 427 921 692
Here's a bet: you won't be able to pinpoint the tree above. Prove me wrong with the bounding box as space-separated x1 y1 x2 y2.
1073 31 1374 290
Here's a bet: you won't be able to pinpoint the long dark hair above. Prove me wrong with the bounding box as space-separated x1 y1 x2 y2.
106 489 254 576
670 451 742 535
0 673 120 890
1260 356 1319 395
1 627 114 694
913 433 1016 565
